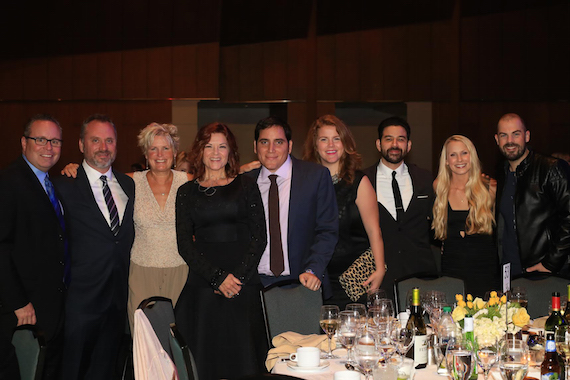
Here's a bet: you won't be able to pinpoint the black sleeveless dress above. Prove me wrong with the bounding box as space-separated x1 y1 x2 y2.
441 204 500 298
326 171 371 309
175 175 268 380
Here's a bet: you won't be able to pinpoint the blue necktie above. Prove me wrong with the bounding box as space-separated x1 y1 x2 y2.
45 175 70 286
100 175 120 236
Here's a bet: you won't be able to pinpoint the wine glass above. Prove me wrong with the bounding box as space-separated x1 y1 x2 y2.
476 338 499 380
555 324 570 379
367 289 388 308
374 299 395 323
510 287 528 309
320 305 339 359
435 319 456 374
391 319 415 364
446 336 475 380
355 329 381 380
338 310 359 365
346 303 368 328
498 338 529 380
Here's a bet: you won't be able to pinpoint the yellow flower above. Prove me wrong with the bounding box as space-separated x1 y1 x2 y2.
488 298 496 306
467 301 474 309
512 308 530 327
458 300 467 308
490 291 497 298
452 306 467 322
474 298 486 309
456 294 464 302
500 295 507 304
467 294 473 301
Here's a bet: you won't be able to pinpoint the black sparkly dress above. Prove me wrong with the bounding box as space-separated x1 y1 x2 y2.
441 204 500 298
175 175 268 380
326 171 372 309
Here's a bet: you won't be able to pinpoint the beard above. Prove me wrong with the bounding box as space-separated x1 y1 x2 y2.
381 147 407 164
500 143 526 161
88 150 116 169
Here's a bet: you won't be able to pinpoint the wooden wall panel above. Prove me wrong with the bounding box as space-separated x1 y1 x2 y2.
147 47 173 99
382 26 407 100
0 60 24 100
334 33 360 101
263 41 288 100
406 23 433 101
196 43 220 99
548 103 570 154
287 39 308 101
97 51 123 99
48 56 73 100
219 45 240 101
432 18 458 101
122 49 148 99
238 44 264 101
501 10 526 101
547 4 570 101
22 58 48 100
359 29 384 101
172 45 198 98
478 13 503 101
72 54 98 100
316 35 336 100
460 16 479 101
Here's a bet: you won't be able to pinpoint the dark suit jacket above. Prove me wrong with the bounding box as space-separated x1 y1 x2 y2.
0 156 66 341
54 166 135 313
248 156 339 297
363 161 437 300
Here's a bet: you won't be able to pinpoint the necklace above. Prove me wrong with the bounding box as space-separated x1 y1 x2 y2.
195 179 217 196
331 173 341 184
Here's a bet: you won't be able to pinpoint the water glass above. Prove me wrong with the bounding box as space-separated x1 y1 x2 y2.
498 338 529 380
476 338 499 380
339 310 359 365
446 336 475 380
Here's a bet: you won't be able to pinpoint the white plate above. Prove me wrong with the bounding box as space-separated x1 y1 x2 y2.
287 360 330 372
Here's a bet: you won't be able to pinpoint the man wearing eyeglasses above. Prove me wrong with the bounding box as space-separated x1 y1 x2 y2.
0 114 67 380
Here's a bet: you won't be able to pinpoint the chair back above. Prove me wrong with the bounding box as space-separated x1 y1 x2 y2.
169 324 199 380
261 280 322 346
512 273 569 319
138 296 175 359
394 273 465 314
11 325 46 380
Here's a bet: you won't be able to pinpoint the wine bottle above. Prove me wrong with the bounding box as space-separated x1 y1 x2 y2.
545 292 566 335
406 287 428 369
564 285 570 317
463 317 478 380
541 332 561 380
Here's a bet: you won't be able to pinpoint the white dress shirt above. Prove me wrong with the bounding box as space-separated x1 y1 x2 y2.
257 156 292 277
376 160 413 220
82 160 128 226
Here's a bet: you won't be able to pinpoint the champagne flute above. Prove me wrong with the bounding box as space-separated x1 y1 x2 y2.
355 329 381 380
346 303 367 328
498 338 529 380
476 338 499 380
446 336 475 380
320 305 340 359
339 310 359 365
555 324 570 379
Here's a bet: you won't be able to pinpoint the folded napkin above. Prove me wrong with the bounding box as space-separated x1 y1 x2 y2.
265 331 336 371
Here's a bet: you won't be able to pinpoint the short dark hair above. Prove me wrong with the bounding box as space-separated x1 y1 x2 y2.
377 116 411 140
23 114 61 136
81 114 116 141
254 116 292 142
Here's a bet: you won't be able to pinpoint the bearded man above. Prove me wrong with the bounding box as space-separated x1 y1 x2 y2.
495 113 570 277
363 117 437 302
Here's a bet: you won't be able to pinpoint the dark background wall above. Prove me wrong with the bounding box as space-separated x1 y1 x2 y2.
0 0 568 174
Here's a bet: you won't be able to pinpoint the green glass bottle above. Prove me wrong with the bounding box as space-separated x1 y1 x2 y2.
545 292 566 335
406 287 428 369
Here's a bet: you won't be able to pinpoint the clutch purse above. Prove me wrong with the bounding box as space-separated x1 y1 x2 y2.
338 248 375 302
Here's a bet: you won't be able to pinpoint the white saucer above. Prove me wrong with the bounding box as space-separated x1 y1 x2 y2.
287 360 330 372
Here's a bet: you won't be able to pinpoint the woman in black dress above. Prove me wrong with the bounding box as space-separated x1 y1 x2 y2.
175 122 268 380
432 135 500 298
303 115 386 309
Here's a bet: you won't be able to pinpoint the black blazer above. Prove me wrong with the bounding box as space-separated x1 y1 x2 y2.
248 156 339 298
362 161 437 299
54 165 135 313
0 156 66 341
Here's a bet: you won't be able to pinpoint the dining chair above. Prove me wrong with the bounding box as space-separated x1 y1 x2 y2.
261 279 323 346
169 323 199 380
512 272 569 319
393 272 465 314
138 296 176 358
11 325 46 380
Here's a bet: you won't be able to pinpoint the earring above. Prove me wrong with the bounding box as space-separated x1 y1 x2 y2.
146 159 149 170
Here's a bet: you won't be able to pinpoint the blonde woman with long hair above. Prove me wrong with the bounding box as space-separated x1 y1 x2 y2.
433 135 499 297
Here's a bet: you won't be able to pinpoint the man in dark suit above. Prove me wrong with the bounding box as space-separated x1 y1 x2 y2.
55 114 135 380
0 114 67 380
363 117 437 302
247 116 338 298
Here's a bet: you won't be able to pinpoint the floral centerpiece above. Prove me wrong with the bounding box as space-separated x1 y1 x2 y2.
451 291 530 346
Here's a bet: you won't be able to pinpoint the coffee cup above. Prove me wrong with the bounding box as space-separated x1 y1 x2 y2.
289 346 320 367
334 370 361 380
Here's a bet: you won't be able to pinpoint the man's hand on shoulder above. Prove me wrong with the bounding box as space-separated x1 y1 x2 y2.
14 302 37 326
299 272 321 291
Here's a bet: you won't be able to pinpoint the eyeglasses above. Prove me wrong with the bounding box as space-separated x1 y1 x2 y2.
24 136 63 147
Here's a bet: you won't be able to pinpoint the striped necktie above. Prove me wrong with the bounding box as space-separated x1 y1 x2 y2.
100 175 120 236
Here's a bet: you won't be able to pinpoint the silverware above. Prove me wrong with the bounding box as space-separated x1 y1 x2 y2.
345 362 365 374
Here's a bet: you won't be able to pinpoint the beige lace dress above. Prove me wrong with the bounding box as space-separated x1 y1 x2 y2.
127 170 189 330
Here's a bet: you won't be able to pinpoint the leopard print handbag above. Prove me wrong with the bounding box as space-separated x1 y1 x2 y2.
338 247 375 302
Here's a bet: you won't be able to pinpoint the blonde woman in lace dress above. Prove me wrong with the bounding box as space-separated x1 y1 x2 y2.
126 123 192 330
